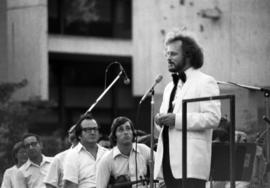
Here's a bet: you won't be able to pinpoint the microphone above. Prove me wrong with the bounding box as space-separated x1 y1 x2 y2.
119 63 130 85
139 75 163 104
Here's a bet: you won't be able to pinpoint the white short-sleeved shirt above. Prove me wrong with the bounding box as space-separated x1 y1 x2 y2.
1 165 19 188
96 143 151 188
15 155 53 188
63 143 108 188
44 149 71 188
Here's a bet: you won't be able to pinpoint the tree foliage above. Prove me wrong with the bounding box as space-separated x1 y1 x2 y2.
0 80 30 180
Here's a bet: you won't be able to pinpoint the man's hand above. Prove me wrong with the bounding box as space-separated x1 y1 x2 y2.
155 113 175 128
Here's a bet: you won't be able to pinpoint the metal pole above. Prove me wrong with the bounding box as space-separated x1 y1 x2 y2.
182 101 187 188
149 89 155 188
264 91 270 162
85 71 123 114
229 95 236 188
182 95 235 188
264 91 270 186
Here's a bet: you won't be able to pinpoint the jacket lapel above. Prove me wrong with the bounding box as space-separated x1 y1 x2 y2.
173 71 197 112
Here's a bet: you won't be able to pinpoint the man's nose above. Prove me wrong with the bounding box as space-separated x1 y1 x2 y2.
167 56 173 62
89 129 97 134
123 129 131 134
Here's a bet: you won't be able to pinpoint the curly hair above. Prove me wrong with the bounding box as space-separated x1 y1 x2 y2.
165 29 204 69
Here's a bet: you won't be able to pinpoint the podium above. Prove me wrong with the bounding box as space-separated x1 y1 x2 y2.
210 143 257 181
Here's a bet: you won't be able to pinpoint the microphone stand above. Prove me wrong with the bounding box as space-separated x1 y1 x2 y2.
85 70 124 114
149 88 155 188
218 81 270 162
138 75 162 188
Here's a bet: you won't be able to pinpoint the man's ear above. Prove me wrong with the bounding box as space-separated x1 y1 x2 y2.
184 56 191 67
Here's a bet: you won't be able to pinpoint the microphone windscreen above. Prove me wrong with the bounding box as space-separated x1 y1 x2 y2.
155 75 163 83
124 78 130 85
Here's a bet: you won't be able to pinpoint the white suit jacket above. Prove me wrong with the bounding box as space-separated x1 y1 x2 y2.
154 68 221 180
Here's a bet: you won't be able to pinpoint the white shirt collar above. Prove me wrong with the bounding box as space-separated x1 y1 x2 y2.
112 143 140 158
25 155 51 169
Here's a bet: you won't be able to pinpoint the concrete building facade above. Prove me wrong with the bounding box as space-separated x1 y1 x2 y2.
1 0 270 156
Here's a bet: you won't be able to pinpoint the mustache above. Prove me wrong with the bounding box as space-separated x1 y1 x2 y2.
168 60 174 64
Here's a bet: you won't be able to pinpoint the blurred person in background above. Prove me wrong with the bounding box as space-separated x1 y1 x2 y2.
97 134 111 149
44 125 79 188
1 141 28 188
15 133 53 188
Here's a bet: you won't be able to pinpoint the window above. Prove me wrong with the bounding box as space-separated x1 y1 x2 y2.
48 0 131 38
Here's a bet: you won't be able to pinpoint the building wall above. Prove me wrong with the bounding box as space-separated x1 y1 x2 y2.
1 0 270 134
133 0 270 137
4 0 270 100
48 35 132 57
0 0 7 81
6 0 48 100
133 0 270 95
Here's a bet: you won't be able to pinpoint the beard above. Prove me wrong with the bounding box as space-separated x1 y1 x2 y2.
168 59 186 73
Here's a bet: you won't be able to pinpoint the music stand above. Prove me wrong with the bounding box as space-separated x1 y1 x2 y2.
210 142 257 181
218 81 270 162
183 95 236 188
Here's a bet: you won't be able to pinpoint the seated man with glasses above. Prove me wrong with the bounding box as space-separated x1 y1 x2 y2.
63 112 108 188
15 133 53 188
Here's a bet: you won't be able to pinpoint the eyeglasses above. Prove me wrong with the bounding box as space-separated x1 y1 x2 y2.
164 51 179 58
24 141 38 148
82 127 99 132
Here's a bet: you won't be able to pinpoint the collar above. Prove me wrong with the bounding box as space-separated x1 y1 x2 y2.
74 142 84 153
75 142 106 159
74 142 100 153
171 67 195 84
184 67 195 81
25 155 51 170
172 67 196 84
112 143 139 159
